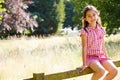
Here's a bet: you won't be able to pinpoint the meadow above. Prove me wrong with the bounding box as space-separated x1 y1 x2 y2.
0 34 120 80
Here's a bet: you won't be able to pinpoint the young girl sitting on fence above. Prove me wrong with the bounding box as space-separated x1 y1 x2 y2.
80 5 118 80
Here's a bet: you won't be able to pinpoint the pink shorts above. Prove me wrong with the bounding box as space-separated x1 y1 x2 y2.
86 54 110 66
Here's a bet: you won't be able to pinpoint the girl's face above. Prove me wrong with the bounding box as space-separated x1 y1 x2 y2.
85 10 98 25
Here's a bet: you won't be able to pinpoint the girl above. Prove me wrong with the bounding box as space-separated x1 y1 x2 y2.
80 5 118 80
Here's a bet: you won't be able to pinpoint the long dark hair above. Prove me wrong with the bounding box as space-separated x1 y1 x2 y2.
82 5 102 32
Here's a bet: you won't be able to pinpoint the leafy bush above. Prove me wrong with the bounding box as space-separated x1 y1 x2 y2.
0 0 38 38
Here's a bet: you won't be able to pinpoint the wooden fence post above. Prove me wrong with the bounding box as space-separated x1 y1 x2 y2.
33 73 44 80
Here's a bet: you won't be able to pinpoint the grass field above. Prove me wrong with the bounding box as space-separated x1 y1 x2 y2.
0 34 120 80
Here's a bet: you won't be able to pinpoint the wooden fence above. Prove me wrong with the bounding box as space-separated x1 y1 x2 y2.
24 60 120 80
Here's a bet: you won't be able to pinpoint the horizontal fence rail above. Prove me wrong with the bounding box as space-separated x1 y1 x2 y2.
24 60 120 80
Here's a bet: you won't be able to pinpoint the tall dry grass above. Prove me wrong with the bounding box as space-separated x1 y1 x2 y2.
0 34 119 80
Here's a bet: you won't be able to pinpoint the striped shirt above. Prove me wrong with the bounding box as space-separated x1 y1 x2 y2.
80 26 106 56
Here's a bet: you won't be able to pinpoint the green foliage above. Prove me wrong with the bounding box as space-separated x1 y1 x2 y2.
72 0 120 35
0 0 6 20
0 0 119 36
56 0 65 32
63 0 76 29
28 0 58 35
28 0 66 35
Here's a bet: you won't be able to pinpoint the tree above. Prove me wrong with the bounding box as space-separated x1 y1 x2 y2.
63 0 76 29
0 0 6 20
0 0 38 37
28 0 58 35
56 0 65 32
72 0 120 35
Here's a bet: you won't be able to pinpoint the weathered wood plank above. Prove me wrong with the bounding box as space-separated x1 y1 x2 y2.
33 73 44 80
24 78 33 80
114 60 120 67
45 67 92 80
44 60 120 80
24 60 120 80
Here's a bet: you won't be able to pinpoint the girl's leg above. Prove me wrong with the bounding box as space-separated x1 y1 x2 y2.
89 60 106 80
102 60 118 80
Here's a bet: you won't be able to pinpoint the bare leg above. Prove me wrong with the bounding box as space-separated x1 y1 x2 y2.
89 61 106 80
102 60 118 80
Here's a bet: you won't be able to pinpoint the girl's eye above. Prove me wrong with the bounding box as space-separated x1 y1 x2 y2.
87 15 92 17
88 16 91 17
87 14 96 18
93 14 96 16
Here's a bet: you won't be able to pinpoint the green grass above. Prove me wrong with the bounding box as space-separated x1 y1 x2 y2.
0 34 120 80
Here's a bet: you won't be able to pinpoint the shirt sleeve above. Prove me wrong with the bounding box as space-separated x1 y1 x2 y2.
80 28 87 36
101 27 106 35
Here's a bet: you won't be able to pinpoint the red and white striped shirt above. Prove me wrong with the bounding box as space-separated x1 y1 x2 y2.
80 26 106 56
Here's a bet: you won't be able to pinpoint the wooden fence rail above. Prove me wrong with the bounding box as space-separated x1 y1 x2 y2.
24 60 120 80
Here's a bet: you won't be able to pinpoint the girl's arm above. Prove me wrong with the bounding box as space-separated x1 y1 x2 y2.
81 34 87 66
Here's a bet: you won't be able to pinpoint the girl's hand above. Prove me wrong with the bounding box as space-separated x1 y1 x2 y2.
79 65 87 72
